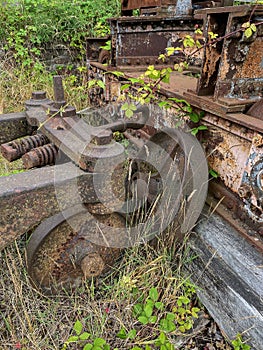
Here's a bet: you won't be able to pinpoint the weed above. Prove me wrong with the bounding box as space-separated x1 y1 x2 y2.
231 334 251 350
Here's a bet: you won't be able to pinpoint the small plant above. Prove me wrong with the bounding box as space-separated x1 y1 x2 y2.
231 334 251 350
133 287 163 325
62 320 110 350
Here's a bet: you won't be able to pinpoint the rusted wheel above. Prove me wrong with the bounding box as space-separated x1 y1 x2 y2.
26 205 125 292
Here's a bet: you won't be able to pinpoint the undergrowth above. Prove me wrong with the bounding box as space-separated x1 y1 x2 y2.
0 63 91 113
0 234 197 349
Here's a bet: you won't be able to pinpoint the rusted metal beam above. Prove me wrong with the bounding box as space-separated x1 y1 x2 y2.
0 162 101 250
0 112 33 144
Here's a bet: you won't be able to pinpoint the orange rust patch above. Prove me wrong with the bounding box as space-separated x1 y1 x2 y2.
236 37 263 78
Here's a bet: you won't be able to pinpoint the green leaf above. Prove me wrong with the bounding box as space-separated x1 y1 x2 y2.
138 315 149 324
155 301 164 310
209 169 218 178
120 83 130 90
241 21 250 29
149 287 159 302
117 328 127 339
160 318 168 330
191 307 200 318
66 335 79 342
250 23 256 32
166 47 175 56
88 79 97 88
79 332 91 340
125 108 134 118
110 71 125 77
167 321 176 332
177 296 190 306
159 53 166 60
179 325 186 333
144 304 153 318
146 299 154 308
121 102 129 111
94 338 106 346
128 77 141 84
149 315 157 323
198 125 208 131
83 344 93 350
73 320 83 335
161 73 170 84
97 80 105 89
166 313 175 321
159 332 166 345
145 345 152 350
189 112 200 123
100 40 111 51
244 27 252 38
127 329 137 340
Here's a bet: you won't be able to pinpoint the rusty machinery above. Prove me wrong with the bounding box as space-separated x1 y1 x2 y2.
87 1 263 242
0 0 262 290
0 74 208 292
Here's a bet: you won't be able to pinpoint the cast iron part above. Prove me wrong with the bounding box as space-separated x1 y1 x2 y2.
26 205 125 292
22 143 58 169
0 134 50 162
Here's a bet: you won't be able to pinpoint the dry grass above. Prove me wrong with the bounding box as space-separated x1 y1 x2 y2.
0 61 89 114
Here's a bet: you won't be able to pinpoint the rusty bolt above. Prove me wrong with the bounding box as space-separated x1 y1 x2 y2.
81 253 105 278
225 121 232 127
258 227 263 236
91 129 113 145
238 184 251 198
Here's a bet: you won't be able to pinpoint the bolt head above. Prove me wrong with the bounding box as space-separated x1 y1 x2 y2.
81 253 105 278
91 129 113 145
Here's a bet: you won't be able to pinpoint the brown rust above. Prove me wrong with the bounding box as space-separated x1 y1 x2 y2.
0 112 34 144
26 207 125 291
235 38 263 79
22 143 58 169
1 134 50 162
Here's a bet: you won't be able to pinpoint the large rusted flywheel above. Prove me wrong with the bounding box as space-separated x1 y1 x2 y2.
26 205 125 292
26 127 207 292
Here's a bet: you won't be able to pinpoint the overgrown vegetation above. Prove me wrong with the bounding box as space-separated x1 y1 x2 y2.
0 0 120 113
0 233 236 350
0 0 120 67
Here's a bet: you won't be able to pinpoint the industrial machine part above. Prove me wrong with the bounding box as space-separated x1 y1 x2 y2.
87 1 263 234
0 75 207 292
85 1 263 347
